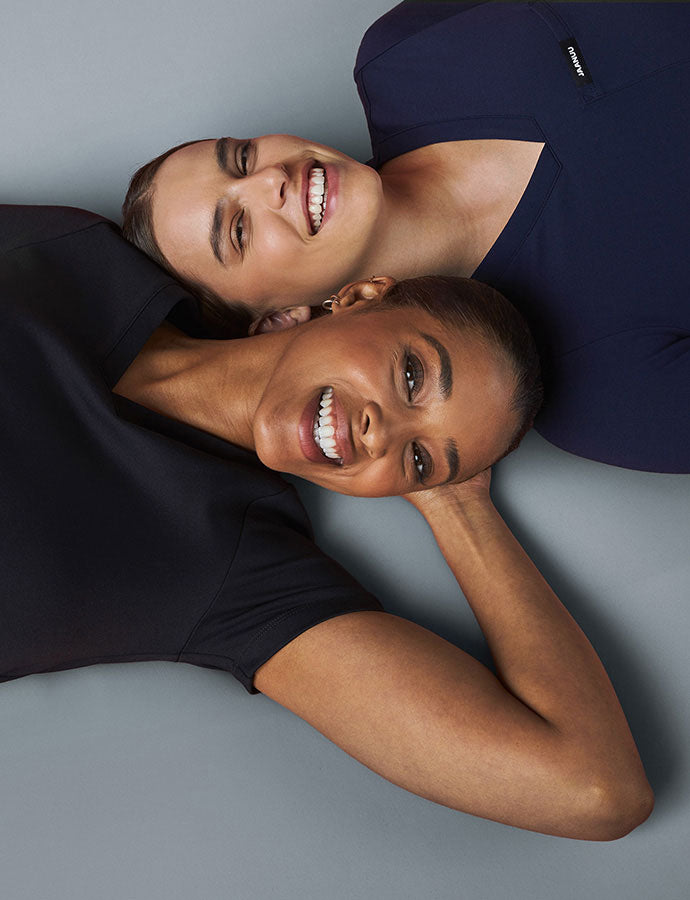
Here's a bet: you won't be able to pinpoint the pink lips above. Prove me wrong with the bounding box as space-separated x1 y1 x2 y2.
298 388 353 466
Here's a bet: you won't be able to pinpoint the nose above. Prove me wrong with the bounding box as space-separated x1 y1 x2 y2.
242 164 288 210
359 401 391 460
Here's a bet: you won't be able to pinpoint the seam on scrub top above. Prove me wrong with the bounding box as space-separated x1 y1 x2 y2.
354 1 490 76
558 325 690 359
3 219 106 255
375 113 548 146
176 486 294 662
235 596 381 683
582 57 690 106
103 281 182 367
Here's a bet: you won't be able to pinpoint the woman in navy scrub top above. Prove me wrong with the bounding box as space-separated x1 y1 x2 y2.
1 204 652 839
124 1 690 474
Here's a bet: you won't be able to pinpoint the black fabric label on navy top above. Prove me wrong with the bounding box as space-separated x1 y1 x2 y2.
559 38 592 85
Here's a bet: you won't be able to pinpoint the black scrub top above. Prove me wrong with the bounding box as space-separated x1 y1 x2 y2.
0 205 382 691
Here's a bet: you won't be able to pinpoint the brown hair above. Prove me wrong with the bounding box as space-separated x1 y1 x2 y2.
376 275 543 464
122 139 252 338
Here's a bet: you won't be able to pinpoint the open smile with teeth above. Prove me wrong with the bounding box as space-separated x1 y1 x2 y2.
313 387 342 463
307 166 328 233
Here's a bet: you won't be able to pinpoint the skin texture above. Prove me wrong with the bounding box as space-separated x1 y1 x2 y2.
149 134 544 313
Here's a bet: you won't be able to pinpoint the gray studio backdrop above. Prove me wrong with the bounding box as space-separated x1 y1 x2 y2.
1 2 689 899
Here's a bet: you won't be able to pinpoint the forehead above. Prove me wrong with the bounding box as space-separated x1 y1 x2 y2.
151 140 226 283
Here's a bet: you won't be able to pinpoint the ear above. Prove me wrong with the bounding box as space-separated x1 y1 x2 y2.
248 305 312 336
331 275 396 314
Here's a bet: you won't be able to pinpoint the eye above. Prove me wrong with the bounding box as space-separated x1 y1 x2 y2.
232 210 247 254
411 442 432 483
404 353 424 400
237 140 252 175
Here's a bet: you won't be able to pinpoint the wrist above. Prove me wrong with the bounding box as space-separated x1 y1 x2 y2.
410 482 495 523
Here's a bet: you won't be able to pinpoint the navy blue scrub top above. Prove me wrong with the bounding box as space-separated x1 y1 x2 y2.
0 206 382 689
355 2 690 472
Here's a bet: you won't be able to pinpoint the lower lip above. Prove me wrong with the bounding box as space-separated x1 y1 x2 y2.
299 390 329 463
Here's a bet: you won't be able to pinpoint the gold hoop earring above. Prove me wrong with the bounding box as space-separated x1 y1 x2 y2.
322 295 340 311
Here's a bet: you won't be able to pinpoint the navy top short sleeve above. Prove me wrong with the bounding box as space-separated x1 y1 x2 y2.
355 2 690 473
0 205 382 690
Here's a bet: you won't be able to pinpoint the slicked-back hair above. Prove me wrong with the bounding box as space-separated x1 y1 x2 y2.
122 139 252 338
375 276 543 463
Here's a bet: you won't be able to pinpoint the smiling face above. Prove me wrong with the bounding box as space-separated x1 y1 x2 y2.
150 135 384 313
251 305 519 497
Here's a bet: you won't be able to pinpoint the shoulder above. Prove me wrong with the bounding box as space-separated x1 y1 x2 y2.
0 205 111 255
355 1 497 75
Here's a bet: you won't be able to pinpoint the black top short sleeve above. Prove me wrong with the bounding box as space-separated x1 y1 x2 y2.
0 206 382 690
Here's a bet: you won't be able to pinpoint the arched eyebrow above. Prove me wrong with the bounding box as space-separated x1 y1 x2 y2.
420 332 453 400
215 137 232 173
210 201 226 264
417 331 459 482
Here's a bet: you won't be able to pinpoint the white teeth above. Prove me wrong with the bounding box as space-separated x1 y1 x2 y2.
312 387 342 462
307 166 328 233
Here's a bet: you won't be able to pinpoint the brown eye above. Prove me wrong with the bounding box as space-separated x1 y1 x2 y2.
404 354 424 399
412 442 431 482
236 141 251 175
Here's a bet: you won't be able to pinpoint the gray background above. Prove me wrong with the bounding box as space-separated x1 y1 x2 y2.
1 1 689 898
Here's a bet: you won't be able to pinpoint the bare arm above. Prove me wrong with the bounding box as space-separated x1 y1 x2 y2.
255 471 652 840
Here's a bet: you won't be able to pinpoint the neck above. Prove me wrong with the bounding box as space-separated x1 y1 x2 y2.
358 140 543 280
113 323 284 451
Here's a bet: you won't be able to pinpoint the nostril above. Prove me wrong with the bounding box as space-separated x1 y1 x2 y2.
280 182 286 200
361 414 370 436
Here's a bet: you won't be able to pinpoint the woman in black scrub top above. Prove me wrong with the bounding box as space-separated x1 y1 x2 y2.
0 204 652 840
124 1 690 474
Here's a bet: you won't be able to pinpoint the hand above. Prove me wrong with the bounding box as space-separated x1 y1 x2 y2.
404 467 492 515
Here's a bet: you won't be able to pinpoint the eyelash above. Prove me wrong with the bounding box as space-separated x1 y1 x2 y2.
403 353 431 483
236 140 252 175
231 141 253 254
232 210 246 255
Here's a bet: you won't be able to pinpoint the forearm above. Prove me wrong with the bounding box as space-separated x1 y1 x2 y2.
416 488 648 799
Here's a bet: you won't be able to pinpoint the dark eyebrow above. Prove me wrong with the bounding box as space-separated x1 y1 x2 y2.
209 138 235 264
418 332 458 482
210 200 226 264
420 332 453 400
215 137 232 174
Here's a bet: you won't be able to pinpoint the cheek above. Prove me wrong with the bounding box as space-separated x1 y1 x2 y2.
325 462 404 499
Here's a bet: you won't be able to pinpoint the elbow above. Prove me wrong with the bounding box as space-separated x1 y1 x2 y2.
573 776 654 842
